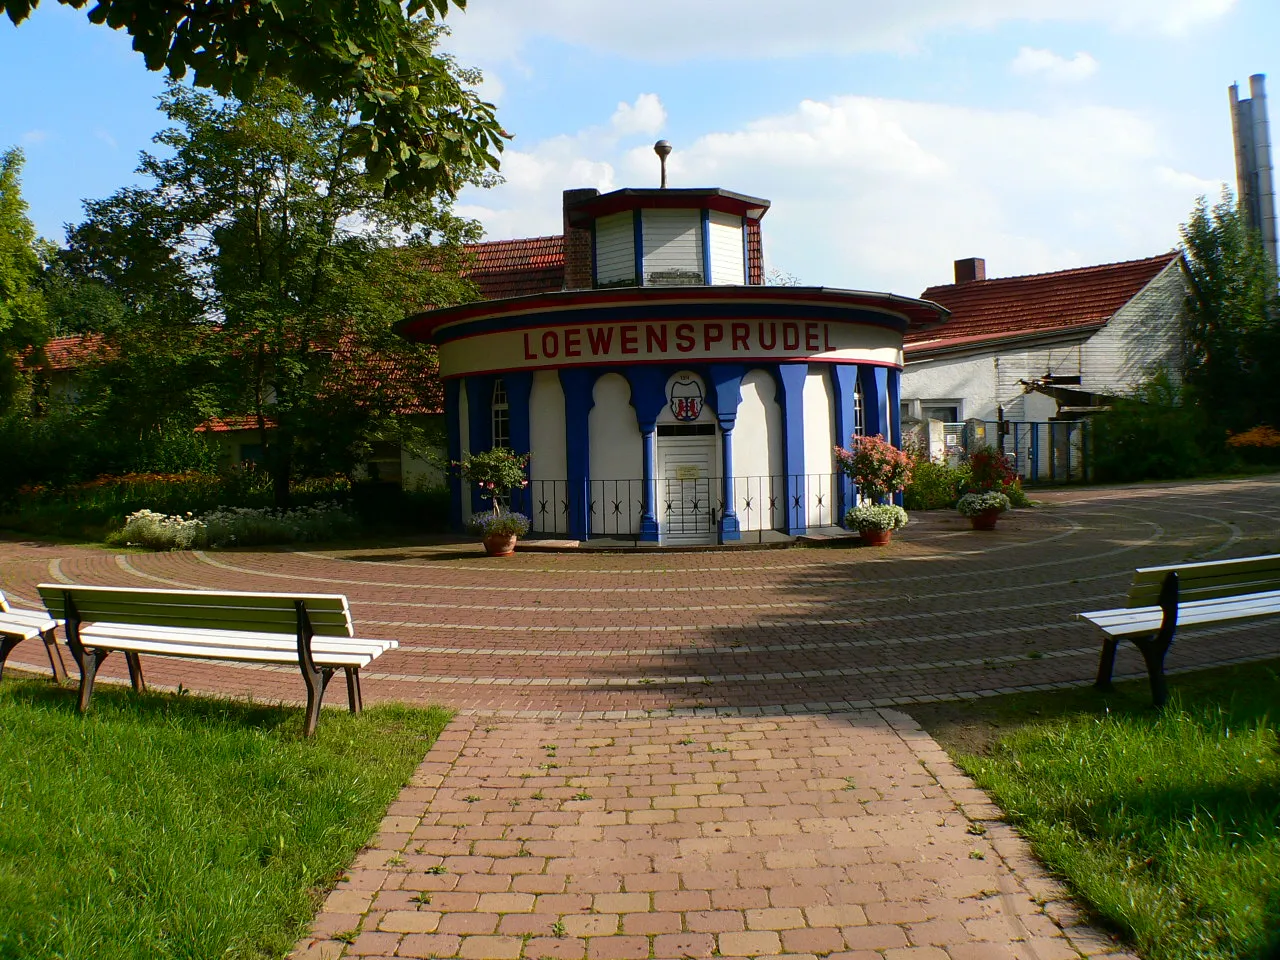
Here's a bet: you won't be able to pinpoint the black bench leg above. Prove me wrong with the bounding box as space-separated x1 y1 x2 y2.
1094 638 1119 690
43 630 68 683
78 649 111 712
0 636 20 681
300 663 336 738
124 652 146 694
346 668 363 715
1132 635 1171 708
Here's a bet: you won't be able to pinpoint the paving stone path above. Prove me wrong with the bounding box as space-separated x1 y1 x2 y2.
4 475 1279 958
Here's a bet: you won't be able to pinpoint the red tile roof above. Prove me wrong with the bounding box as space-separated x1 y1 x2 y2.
37 333 108 371
196 416 275 434
907 253 1179 355
461 236 565 300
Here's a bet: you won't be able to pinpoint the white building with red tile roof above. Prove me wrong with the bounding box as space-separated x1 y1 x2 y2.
901 253 1185 426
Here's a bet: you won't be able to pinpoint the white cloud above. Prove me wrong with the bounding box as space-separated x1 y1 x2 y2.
610 93 666 136
442 0 1235 64
94 129 119 150
1011 47 1099 83
459 94 1208 294
21 129 48 146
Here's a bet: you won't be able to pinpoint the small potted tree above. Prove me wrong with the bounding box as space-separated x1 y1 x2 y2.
834 434 913 546
457 448 532 557
957 445 1018 530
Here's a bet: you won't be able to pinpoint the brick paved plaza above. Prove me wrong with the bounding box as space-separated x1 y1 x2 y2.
3 475 1279 959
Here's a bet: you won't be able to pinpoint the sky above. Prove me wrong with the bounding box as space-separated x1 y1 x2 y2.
2 1 1279 295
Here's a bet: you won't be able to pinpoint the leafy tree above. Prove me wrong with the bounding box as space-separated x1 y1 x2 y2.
1180 190 1280 433
66 80 479 504
0 147 48 409
1 0 505 196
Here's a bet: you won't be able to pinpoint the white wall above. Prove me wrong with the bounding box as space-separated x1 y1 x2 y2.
732 368 784 531
802 367 837 527
707 211 745 285
642 209 703 285
402 452 446 489
1081 259 1185 394
589 373 643 535
529 370 568 534
594 212 635 287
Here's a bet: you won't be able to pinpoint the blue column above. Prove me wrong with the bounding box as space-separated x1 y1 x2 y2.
504 371 534 517
464 375 494 516
887 368 903 506
559 368 597 541
624 367 668 542
831 364 860 526
776 363 808 535
445 379 463 532
710 365 745 541
856 365 891 504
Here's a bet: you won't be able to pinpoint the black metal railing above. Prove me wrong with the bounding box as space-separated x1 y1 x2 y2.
525 473 844 542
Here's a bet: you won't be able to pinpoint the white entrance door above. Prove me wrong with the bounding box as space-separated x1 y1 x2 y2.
657 437 716 545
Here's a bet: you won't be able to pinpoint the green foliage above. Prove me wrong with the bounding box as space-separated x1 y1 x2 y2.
53 80 478 506
0 679 451 960
1181 190 1280 434
107 502 360 550
961 668 1280 960
0 148 48 409
1090 372 1216 482
962 443 1017 493
457 447 531 514
903 458 967 510
1 0 505 197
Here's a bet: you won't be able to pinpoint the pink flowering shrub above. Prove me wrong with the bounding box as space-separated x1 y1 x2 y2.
833 434 912 503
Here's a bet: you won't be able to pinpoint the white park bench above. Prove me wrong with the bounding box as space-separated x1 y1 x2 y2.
0 589 68 682
37 584 398 737
1081 553 1280 706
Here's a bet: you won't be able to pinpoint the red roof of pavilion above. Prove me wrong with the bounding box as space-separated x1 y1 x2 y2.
907 253 1179 355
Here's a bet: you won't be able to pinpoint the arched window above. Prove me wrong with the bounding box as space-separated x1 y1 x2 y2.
491 378 510 449
853 381 865 436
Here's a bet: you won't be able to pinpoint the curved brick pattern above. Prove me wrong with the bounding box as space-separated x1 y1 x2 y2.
291 715 1138 959
3 477 1278 714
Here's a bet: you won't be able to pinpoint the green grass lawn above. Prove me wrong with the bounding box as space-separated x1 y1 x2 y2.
917 661 1280 960
0 678 450 960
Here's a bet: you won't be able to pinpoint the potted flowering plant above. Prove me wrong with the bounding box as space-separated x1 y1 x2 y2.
844 503 909 546
958 445 1018 530
457 447 532 557
956 491 1011 530
834 434 913 545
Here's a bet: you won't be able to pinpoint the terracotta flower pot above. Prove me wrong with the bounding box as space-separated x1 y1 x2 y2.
859 528 893 546
968 509 1002 531
483 533 518 557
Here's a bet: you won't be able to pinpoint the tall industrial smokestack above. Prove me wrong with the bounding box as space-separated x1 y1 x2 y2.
1248 75 1278 273
1230 74 1280 279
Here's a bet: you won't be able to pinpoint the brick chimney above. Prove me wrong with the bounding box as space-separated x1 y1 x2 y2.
562 188 599 290
953 257 986 285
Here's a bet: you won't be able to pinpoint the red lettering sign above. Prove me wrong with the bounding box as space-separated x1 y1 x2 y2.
523 333 536 360
758 322 777 350
564 328 582 357
703 323 724 352
541 331 559 358
587 327 614 355
620 325 639 354
731 323 749 350
783 322 800 350
805 322 819 350
646 324 667 353
675 323 695 352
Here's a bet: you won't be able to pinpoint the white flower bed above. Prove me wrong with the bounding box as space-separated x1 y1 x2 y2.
116 502 358 550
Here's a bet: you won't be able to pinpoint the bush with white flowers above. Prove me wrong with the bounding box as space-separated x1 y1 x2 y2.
112 501 359 550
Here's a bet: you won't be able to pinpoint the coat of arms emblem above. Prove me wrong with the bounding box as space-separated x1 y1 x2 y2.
669 376 704 421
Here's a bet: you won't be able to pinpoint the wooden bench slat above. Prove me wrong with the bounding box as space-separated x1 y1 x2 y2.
80 623 395 658
77 633 377 668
